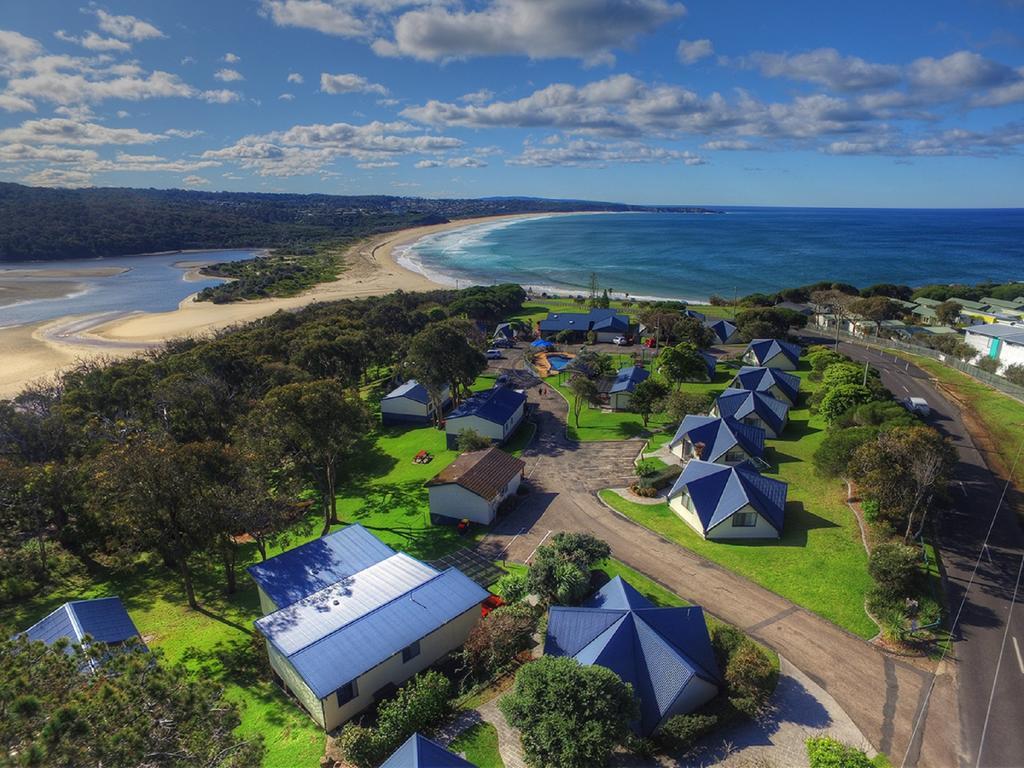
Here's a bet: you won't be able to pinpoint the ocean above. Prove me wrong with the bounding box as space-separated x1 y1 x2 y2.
397 208 1024 302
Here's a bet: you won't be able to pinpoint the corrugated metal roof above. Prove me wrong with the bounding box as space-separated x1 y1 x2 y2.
447 387 526 426
383 380 431 404
277 568 488 699
965 324 1024 344
425 446 525 500
545 577 721 735
609 366 650 394
23 597 142 650
731 365 800 404
714 389 790 434
539 308 626 333
247 524 395 608
256 553 440 656
705 318 737 343
380 733 477 768
668 415 765 463
668 459 787 534
746 338 801 367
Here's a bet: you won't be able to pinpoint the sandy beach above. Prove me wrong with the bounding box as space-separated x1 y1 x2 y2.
0 212 558 398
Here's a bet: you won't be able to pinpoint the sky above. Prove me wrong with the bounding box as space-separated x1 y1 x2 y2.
0 0 1022 207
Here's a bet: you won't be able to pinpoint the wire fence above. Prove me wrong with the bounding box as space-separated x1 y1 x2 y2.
829 329 1024 403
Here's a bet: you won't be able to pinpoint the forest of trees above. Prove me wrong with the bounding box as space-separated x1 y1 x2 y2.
0 183 715 261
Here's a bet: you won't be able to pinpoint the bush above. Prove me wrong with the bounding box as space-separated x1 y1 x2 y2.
656 713 718 753
861 498 880 523
975 356 999 373
868 542 920 602
821 362 865 390
710 624 746 669
634 459 659 478
458 428 493 452
813 426 879 478
461 602 537 680
493 571 530 602
837 401 915 430
336 725 380 768
818 384 875 424
665 390 714 423
1004 363 1024 387
806 736 880 768
725 642 776 716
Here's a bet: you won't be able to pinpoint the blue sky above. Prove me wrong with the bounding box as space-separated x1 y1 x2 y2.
0 0 1022 206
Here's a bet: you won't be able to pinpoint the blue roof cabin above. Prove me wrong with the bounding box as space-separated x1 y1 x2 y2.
705 318 739 345
699 349 718 381
712 388 790 438
742 338 801 370
545 576 722 736
598 365 650 410
23 597 145 669
669 414 765 466
729 365 801 406
538 308 630 342
379 733 477 768
381 380 452 426
248 525 488 731
444 387 526 450
668 460 787 539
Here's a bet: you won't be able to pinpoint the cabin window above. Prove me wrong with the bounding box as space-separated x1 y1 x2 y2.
335 679 358 707
402 640 421 663
732 512 757 527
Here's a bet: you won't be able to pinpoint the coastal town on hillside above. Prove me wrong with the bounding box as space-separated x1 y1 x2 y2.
6 276 1024 768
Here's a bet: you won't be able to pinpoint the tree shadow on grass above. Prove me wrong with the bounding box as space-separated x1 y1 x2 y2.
717 502 836 549
776 417 820 442
613 420 653 439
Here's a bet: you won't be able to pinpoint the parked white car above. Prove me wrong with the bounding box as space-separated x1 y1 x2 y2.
485 349 504 359
905 397 931 417
612 336 630 346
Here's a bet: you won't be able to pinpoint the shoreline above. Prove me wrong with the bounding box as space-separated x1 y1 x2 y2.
0 212 570 398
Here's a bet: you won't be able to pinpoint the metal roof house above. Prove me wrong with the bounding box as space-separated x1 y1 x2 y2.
667 460 787 539
742 339 801 370
711 388 790 438
698 349 718 381
379 733 477 768
23 597 145 664
545 576 722 735
444 387 527 450
728 365 801 406
248 525 488 731
426 447 526 525
381 380 451 426
964 323 1024 373
597 365 650 411
668 415 765 466
705 318 739 345
538 308 630 342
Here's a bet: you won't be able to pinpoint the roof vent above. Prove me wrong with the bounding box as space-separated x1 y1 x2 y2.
333 599 340 606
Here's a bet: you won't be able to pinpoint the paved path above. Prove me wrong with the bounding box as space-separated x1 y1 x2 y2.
477 698 527 768
481 356 957 768
806 335 1024 768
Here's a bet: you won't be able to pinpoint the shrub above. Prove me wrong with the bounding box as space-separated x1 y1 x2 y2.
457 428 493 452
868 542 920 602
808 349 844 374
818 384 875 424
665 390 714 423
461 602 537 680
656 713 718 753
861 498 880 523
527 532 610 605
493 572 530 602
710 624 746 669
500 656 637 768
813 426 879 478
975 356 999 373
634 459 659 478
806 737 877 768
725 642 776 716
821 363 865 390
336 725 381 768
1004 363 1024 387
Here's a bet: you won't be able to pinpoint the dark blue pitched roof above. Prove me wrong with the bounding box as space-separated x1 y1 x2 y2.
714 389 790 434
447 387 526 425
538 308 627 334
609 365 650 394
24 597 142 650
732 366 800 404
546 577 721 735
706 319 737 344
745 338 801 367
699 350 717 380
379 733 477 768
668 460 787 534
685 309 707 322
493 323 514 340
383 380 430 405
669 415 765 463
247 524 395 608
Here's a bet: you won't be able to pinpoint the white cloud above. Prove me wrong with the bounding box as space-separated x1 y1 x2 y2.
357 160 399 168
279 92 295 100
261 0 371 39
22 167 93 187
54 30 133 52
182 174 210 186
166 128 204 138
223 52 241 63
93 10 165 41
320 72 388 95
747 48 901 91
459 88 494 105
54 104 96 121
447 156 487 167
116 109 130 118
0 93 35 112
507 139 706 167
677 38 712 64
414 159 442 168
287 72 304 84
181 56 196 65
215 68 244 82
0 118 166 145
907 51 1015 90
374 0 685 63
0 29 43 64
702 139 755 150
5 62 196 106
201 89 242 103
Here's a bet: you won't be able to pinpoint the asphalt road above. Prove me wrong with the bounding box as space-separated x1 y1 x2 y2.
804 334 1024 768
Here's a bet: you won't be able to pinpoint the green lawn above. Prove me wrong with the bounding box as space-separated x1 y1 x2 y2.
599 362 877 639
510 298 736 328
448 723 504 768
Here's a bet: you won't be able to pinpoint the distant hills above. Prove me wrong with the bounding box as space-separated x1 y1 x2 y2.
0 183 718 261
